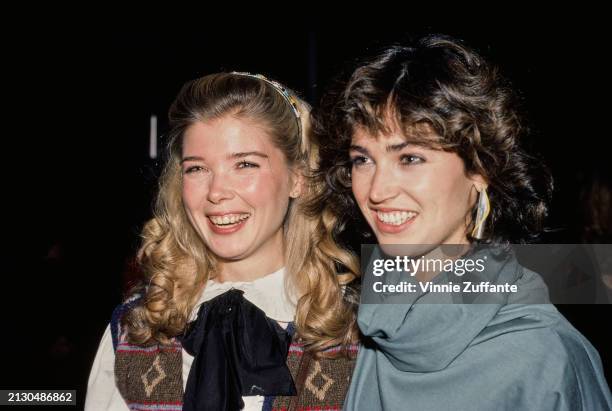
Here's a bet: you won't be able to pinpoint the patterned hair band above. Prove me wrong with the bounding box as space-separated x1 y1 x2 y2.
230 71 302 138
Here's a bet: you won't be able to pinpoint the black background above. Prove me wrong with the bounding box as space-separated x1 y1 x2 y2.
3 15 610 409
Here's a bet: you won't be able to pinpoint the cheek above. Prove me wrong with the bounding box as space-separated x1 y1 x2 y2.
351 172 370 205
180 184 202 231
181 179 203 210
430 175 473 218
241 171 290 207
423 156 472 203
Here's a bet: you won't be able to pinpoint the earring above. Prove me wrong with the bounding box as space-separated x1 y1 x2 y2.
471 188 490 240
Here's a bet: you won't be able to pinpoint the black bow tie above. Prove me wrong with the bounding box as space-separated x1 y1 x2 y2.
180 288 296 411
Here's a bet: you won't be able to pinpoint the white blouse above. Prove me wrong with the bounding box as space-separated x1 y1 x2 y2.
85 267 296 411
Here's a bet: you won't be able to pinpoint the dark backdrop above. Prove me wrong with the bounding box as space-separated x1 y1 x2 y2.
3 18 610 409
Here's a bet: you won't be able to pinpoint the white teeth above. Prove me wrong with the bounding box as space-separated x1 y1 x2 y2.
209 213 250 226
376 210 416 226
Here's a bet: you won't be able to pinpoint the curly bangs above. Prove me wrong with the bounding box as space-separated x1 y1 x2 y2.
312 34 553 244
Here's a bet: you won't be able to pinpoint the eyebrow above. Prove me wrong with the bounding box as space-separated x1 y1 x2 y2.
349 141 411 155
228 151 269 160
180 151 269 164
386 141 410 152
349 145 369 155
180 156 204 164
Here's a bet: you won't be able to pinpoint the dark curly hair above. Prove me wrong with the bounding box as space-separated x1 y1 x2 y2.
311 34 553 244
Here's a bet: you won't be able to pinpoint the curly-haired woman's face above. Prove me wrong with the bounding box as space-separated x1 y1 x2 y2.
181 116 300 276
349 123 484 246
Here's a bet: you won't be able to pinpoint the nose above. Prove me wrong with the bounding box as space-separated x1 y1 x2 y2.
368 164 399 204
206 172 234 204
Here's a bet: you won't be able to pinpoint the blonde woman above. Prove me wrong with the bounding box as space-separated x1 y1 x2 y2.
86 72 359 411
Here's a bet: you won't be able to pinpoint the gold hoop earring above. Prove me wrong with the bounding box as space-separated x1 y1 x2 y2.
471 188 490 240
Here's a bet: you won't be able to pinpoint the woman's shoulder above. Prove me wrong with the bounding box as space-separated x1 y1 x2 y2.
477 303 611 405
489 302 592 360
500 263 605 368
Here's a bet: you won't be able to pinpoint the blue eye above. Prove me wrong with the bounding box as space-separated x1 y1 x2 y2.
400 154 424 165
237 161 259 169
350 156 371 167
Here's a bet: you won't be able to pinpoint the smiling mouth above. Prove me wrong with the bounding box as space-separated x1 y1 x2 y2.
376 210 418 226
208 213 251 227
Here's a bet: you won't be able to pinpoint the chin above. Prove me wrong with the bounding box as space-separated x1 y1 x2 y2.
379 242 436 259
206 243 250 260
376 232 424 245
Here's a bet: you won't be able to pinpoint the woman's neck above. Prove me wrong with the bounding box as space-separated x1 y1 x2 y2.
214 232 286 283
215 260 284 283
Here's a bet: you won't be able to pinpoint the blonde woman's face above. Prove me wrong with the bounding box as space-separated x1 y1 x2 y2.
181 116 300 269
349 123 483 247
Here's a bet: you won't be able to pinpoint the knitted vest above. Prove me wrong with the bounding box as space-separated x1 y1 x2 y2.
111 301 358 411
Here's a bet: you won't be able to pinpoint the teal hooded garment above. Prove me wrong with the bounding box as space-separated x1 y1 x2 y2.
344 249 612 410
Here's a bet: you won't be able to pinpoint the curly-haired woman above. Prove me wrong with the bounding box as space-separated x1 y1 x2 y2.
86 72 360 411
312 35 612 410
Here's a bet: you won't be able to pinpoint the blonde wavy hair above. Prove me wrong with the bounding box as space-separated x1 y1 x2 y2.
124 73 359 353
